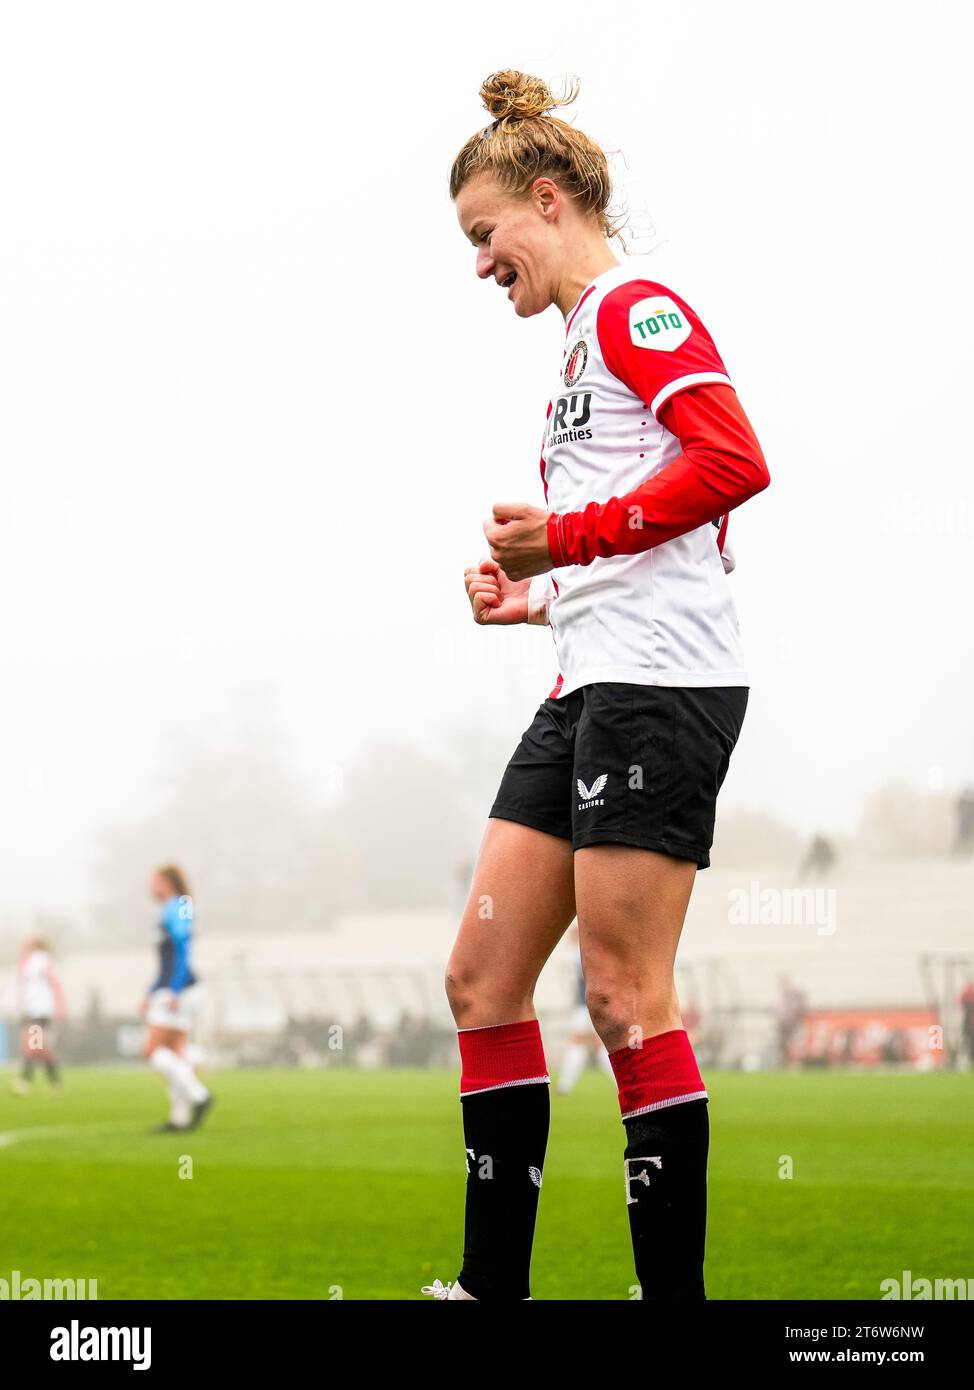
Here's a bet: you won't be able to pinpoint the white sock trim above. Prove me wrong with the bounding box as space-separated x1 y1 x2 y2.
457 1021 540 1033
460 1074 550 1097
621 1088 708 1121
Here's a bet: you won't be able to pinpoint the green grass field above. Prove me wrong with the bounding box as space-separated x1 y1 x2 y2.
1 1067 971 1300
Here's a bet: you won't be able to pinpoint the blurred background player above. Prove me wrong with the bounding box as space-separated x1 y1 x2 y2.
11 936 66 1095
141 864 212 1132
799 833 837 879
775 975 808 1067
953 785 974 857
960 974 974 1067
557 928 613 1095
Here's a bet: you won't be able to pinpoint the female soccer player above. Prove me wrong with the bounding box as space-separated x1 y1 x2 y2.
140 864 212 1132
11 937 66 1094
431 71 769 1301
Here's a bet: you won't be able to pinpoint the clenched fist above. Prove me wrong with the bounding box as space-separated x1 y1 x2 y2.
482 504 553 582
463 559 530 625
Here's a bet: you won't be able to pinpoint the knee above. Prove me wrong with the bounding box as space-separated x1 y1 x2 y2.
584 976 679 1053
583 981 634 1053
444 957 534 1030
444 961 475 1023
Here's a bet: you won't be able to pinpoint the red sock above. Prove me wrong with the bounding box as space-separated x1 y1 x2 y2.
608 1028 707 1119
610 1029 710 1300
458 1019 549 1097
456 1021 550 1300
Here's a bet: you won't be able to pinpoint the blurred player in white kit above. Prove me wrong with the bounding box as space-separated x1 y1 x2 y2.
11 937 66 1094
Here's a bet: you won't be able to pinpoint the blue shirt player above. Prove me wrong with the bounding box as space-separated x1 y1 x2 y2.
141 864 212 1133
151 892 198 998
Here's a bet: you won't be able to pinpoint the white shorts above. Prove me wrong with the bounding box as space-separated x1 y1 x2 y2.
146 984 204 1033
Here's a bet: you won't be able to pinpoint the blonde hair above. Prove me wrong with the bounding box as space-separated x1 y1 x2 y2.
156 864 190 898
450 70 619 238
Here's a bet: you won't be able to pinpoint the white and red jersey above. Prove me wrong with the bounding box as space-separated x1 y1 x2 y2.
17 949 58 1019
529 247 766 698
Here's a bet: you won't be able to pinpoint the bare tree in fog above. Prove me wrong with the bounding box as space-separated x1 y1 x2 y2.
89 699 514 938
857 781 955 859
0 910 75 966
319 738 488 912
91 693 341 941
710 808 804 868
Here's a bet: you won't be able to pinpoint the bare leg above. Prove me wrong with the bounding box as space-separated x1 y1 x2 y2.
446 818 576 1028
575 845 695 1050
443 817 576 1300
576 845 708 1301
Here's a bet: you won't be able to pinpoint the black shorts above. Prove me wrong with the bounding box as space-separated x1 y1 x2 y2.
489 683 748 869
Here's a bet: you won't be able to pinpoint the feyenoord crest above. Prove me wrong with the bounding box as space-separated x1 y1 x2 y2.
624 1155 663 1205
564 338 588 386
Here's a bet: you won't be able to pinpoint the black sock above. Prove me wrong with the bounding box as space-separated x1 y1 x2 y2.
623 1098 709 1300
457 1083 549 1300
45 1060 59 1084
21 1059 34 1083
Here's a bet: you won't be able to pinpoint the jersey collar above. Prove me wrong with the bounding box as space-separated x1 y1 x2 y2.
563 242 673 335
563 260 625 336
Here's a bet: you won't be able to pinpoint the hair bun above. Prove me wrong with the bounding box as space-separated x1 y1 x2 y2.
480 69 569 121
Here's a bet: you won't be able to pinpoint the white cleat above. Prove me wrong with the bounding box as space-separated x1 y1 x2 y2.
421 1278 477 1301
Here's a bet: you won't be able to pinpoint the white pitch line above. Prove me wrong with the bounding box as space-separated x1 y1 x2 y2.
0 1124 77 1149
0 1120 141 1149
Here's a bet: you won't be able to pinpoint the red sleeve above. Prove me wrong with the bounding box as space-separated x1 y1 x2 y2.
547 383 769 568
596 278 732 419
